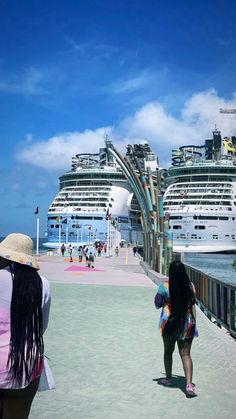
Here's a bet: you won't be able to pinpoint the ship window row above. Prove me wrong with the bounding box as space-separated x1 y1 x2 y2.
57 193 110 198
60 187 111 192
167 176 232 184
170 182 232 189
193 215 230 220
166 191 232 197
59 187 111 191
168 167 236 176
51 203 107 209
60 181 113 188
175 185 231 189
49 218 104 227
175 234 236 240
165 194 232 200
171 225 206 230
166 189 232 194
164 206 233 212
60 173 125 181
164 200 232 206
167 215 232 222
65 190 111 195
51 202 108 208
167 188 232 193
74 203 107 207
48 216 104 220
55 197 109 202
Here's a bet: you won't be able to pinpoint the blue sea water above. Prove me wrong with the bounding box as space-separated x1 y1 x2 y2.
32 238 48 254
184 253 236 285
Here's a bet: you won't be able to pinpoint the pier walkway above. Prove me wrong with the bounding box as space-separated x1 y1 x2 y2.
31 248 236 419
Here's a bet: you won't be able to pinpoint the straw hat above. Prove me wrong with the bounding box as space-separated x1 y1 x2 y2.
0 233 39 270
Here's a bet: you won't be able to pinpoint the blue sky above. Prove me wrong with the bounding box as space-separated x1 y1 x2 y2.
1 0 236 238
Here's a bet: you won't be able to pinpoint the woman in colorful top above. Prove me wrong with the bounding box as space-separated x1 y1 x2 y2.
0 233 53 418
155 260 198 397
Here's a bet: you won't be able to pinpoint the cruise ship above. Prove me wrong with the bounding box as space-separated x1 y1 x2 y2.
43 139 158 249
163 129 236 253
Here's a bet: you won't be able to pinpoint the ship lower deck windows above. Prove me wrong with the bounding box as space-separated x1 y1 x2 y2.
194 225 206 229
191 234 198 239
173 225 182 229
193 215 229 220
212 235 218 239
170 216 183 220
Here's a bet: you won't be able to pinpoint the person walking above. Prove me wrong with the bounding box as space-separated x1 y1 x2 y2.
115 246 119 257
87 244 95 268
68 245 73 262
154 260 198 397
133 246 137 256
0 233 54 419
78 246 83 262
60 243 65 257
97 244 102 257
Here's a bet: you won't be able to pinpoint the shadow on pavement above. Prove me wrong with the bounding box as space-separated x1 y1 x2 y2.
153 375 187 395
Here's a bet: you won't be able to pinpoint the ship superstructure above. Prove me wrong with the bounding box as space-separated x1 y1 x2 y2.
43 140 158 248
163 129 236 253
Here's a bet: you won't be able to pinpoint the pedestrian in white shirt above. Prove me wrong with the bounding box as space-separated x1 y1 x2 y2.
87 245 95 268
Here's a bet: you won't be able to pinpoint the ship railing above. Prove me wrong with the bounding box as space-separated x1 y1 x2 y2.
173 254 236 338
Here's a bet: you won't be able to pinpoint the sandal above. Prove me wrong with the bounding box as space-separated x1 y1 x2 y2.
186 383 197 397
160 378 173 386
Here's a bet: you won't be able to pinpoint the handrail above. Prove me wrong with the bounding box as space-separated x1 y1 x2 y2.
184 263 236 338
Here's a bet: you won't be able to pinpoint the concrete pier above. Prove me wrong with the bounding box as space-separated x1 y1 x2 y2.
31 248 236 419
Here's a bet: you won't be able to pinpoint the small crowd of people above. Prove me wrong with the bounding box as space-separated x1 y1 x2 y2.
60 242 139 262
60 242 108 268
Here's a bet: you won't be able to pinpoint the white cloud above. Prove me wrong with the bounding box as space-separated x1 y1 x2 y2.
17 89 236 171
17 128 114 172
110 72 153 94
0 67 48 96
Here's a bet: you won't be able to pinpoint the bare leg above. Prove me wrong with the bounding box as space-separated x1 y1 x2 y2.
177 338 193 384
162 337 176 379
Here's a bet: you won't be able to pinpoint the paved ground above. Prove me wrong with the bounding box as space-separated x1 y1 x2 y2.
30 248 236 419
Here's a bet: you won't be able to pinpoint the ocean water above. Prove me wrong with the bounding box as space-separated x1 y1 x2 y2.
32 238 48 254
184 253 236 285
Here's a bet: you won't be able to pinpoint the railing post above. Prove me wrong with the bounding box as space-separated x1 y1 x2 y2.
230 289 236 333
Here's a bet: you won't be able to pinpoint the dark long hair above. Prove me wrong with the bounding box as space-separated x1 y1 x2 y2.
168 260 195 332
7 262 44 386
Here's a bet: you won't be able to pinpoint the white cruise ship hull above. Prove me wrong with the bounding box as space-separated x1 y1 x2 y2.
43 141 158 249
164 130 236 253
173 244 236 253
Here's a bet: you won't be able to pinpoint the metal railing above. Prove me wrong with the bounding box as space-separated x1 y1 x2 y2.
184 263 236 338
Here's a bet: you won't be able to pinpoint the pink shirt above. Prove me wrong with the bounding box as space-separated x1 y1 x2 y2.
0 267 51 389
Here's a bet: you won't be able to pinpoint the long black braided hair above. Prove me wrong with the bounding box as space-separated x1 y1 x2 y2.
7 262 44 386
166 260 195 336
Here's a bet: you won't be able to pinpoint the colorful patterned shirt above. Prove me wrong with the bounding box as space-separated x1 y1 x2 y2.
155 281 198 340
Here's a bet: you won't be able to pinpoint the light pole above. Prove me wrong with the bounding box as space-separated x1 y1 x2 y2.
76 223 80 246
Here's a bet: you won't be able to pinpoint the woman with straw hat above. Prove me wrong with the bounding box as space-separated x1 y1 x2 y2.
0 233 53 418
